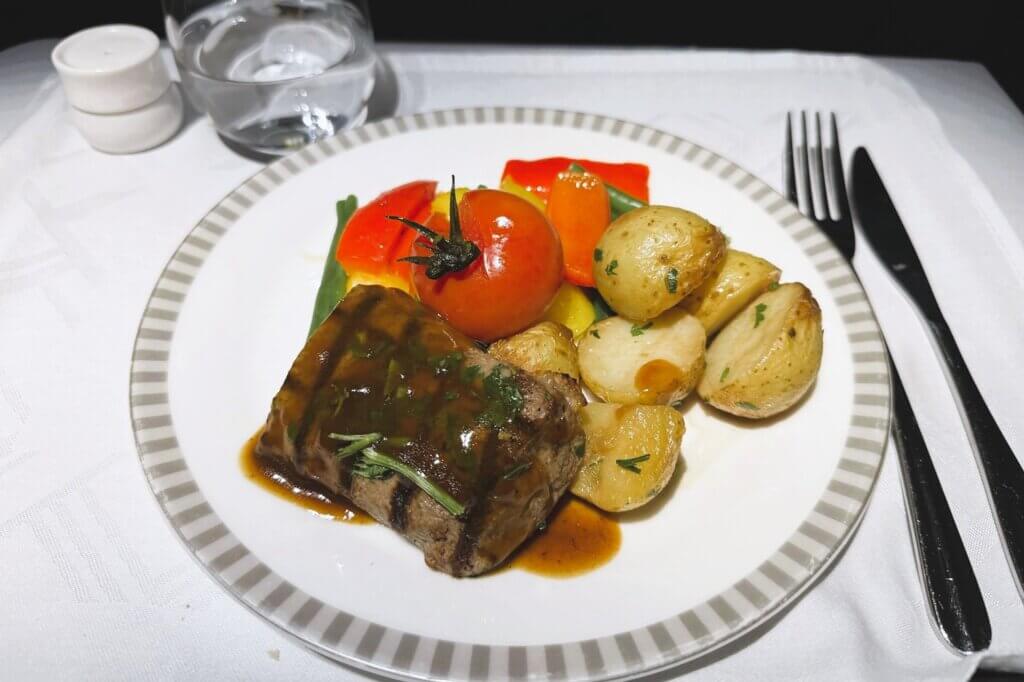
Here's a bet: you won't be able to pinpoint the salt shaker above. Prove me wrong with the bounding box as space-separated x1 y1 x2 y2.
52 25 184 154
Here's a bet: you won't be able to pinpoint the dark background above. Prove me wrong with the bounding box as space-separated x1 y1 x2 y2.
1 2 1021 110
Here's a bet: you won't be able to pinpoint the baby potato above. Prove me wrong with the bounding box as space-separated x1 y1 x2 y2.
680 249 781 335
488 321 579 379
571 403 684 512
578 309 705 405
698 283 823 418
593 206 726 321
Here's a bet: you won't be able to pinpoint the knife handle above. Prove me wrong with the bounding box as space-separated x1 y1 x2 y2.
890 360 991 652
902 270 1024 597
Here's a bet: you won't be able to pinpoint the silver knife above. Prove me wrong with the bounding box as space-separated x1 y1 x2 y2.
852 146 1024 601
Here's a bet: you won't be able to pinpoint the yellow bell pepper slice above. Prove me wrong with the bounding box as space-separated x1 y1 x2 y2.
500 176 547 213
430 187 470 218
345 270 413 295
543 282 596 339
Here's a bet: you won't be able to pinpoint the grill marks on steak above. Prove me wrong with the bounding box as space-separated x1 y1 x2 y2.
255 285 585 576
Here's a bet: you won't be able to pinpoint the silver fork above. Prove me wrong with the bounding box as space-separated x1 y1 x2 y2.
785 112 991 654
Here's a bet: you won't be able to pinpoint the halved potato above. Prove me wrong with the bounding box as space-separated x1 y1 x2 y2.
698 282 823 418
488 321 579 379
578 309 705 405
680 249 781 335
593 206 725 321
571 403 684 512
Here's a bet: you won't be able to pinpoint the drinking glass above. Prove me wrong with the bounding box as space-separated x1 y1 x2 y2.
163 0 376 156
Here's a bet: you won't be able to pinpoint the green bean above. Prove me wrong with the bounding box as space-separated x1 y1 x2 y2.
308 195 358 337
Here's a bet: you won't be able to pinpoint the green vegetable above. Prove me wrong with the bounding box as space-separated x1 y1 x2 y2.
308 195 358 337
502 461 532 480
616 454 650 474
754 303 767 328
356 447 465 516
569 162 648 219
479 366 524 427
583 288 614 322
630 321 653 336
768 281 780 291
593 248 603 262
665 268 678 294
590 329 601 339
605 259 619 276
328 432 383 458
720 367 730 382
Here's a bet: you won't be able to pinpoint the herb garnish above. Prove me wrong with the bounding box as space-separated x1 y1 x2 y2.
331 434 466 516
593 248 603 262
605 259 619 276
502 461 532 480
590 329 601 339
616 454 650 474
768 281 780 291
461 364 482 383
737 401 758 410
754 303 767 328
630 321 653 336
479 366 524 427
429 351 464 376
720 367 730 382
391 176 481 279
665 267 679 294
329 432 384 458
358 446 466 516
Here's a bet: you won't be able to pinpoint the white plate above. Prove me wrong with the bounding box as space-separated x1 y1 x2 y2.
129 107 890 681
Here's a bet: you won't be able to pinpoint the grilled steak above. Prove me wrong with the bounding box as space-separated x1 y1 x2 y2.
255 285 585 576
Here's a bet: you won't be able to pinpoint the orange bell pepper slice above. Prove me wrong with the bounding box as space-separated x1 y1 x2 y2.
335 180 437 285
502 157 649 203
546 171 611 287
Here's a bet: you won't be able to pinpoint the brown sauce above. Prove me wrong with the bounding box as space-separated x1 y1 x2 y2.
240 431 371 524
241 431 621 576
634 359 685 397
506 497 621 577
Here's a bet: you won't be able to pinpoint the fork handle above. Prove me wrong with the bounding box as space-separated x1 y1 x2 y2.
901 270 1024 598
890 360 991 652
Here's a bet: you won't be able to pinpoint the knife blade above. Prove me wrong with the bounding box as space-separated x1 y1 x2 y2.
851 146 1024 600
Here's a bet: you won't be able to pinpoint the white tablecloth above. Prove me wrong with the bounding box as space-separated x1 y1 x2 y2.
2 40 1023 681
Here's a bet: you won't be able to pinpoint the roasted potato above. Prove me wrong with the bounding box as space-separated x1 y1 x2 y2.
488 321 580 379
593 206 726 321
578 309 705 405
698 283 823 418
680 249 781 335
571 403 684 512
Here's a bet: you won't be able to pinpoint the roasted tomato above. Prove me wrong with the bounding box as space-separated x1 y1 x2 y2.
407 189 563 342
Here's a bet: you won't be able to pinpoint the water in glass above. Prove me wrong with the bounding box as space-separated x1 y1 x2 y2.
173 0 375 155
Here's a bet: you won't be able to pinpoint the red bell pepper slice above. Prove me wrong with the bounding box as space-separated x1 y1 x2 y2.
335 180 437 282
502 157 650 203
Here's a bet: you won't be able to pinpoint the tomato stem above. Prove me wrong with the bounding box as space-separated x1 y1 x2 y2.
389 176 481 280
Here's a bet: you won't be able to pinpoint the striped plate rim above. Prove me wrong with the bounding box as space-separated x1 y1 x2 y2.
129 107 890 681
